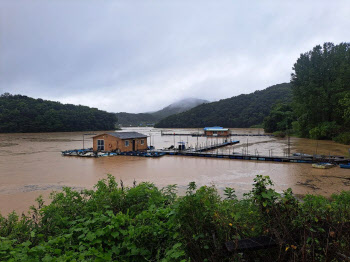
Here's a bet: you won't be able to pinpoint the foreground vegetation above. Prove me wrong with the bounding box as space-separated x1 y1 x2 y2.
1 175 349 261
0 93 117 133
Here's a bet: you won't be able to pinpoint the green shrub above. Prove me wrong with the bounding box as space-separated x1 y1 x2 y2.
309 122 340 140
333 132 350 145
273 131 286 138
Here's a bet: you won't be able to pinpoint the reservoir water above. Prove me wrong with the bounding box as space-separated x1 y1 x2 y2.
0 127 349 215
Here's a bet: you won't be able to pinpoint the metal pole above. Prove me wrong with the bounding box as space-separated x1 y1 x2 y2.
246 138 249 156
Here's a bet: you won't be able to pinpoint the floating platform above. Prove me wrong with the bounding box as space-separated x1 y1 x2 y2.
161 132 273 137
62 141 350 165
194 140 240 152
151 151 349 165
61 149 165 158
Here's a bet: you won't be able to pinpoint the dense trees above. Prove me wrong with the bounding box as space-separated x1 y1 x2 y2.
0 93 117 133
291 42 350 142
263 103 294 133
155 83 292 128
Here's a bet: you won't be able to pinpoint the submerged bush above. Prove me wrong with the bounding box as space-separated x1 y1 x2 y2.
0 175 349 261
309 122 340 140
333 132 350 146
273 131 286 138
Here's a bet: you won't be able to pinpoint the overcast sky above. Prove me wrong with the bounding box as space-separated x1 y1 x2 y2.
1 1 350 113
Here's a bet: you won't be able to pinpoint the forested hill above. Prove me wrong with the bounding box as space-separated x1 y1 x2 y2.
0 93 117 133
155 83 292 128
116 98 208 126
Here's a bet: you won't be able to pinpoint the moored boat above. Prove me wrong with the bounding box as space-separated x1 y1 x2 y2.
340 163 350 169
312 163 334 169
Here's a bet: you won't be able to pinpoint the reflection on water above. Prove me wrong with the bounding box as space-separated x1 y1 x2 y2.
0 127 349 215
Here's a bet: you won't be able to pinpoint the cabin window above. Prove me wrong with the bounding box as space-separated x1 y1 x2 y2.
125 140 129 147
97 139 104 151
140 139 144 145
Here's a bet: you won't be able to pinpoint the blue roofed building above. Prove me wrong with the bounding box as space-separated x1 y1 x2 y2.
203 126 229 136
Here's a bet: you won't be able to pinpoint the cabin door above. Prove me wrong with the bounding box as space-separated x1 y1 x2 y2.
132 140 136 151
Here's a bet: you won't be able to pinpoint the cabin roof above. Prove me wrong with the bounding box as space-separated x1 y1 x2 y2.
203 126 229 131
94 132 147 140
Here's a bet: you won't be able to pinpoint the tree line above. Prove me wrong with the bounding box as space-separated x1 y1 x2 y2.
263 42 350 144
0 93 117 133
116 112 159 127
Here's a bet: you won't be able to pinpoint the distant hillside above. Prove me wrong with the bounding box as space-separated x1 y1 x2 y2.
115 112 158 127
155 83 292 128
116 98 208 126
0 93 117 133
151 98 209 119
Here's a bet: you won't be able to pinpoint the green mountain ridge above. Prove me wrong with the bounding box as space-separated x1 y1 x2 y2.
155 83 292 128
0 93 117 133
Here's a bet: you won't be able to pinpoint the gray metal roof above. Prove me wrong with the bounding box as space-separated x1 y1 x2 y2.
106 132 147 140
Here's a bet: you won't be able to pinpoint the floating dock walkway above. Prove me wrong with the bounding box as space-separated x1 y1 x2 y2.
152 151 349 165
161 131 273 137
62 141 349 165
193 140 240 152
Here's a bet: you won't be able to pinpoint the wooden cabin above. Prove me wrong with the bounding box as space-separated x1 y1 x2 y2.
203 126 229 136
92 132 148 152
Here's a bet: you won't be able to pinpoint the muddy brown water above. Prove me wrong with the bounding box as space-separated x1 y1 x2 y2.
0 127 349 215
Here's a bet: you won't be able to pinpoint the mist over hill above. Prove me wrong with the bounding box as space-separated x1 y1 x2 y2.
155 83 292 128
116 98 208 126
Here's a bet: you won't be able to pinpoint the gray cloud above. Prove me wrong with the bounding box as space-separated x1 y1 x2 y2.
1 0 350 112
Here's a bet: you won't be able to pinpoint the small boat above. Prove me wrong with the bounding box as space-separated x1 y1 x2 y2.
108 152 118 156
293 153 312 158
312 163 334 169
97 152 108 157
144 152 166 157
62 150 78 156
80 152 95 157
340 163 350 169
